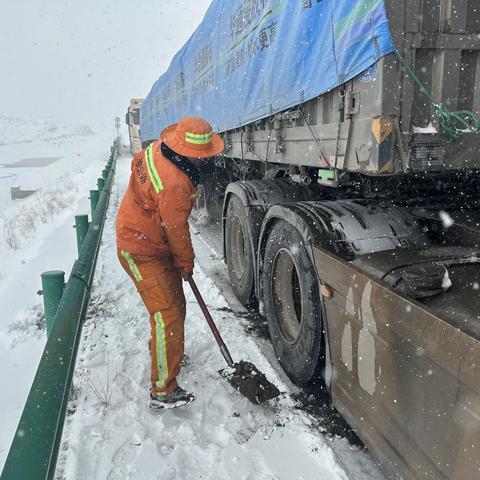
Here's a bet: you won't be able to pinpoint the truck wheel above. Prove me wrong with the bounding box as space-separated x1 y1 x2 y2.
262 220 324 385
225 196 255 306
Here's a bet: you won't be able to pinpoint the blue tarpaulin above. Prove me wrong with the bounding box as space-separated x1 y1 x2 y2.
140 0 395 142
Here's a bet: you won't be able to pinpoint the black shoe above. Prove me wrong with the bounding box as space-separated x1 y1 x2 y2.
148 386 195 410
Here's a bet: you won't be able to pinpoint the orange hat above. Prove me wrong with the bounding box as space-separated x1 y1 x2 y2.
160 116 224 158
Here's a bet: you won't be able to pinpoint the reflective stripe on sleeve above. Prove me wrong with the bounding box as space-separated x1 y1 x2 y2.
154 311 169 390
121 250 143 282
145 144 164 193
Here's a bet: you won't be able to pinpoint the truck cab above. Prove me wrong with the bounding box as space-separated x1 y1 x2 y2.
125 98 144 155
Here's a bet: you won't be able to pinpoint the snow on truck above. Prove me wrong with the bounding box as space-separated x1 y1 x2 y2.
140 1 480 478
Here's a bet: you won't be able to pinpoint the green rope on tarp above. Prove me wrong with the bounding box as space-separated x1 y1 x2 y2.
395 50 480 140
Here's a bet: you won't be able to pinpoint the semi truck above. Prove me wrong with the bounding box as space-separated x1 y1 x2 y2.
125 98 144 154
139 1 480 478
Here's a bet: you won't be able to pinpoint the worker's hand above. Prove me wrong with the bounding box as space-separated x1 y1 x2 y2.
180 270 192 282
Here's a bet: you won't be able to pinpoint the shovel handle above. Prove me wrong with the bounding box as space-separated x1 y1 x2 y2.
188 277 234 367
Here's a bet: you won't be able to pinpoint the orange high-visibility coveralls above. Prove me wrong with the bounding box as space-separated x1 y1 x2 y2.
116 140 197 394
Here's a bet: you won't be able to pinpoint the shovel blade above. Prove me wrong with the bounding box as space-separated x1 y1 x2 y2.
220 360 280 405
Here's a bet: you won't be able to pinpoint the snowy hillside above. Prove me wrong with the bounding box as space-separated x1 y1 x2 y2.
0 117 112 468
0 115 108 209
0 116 112 277
0 115 95 145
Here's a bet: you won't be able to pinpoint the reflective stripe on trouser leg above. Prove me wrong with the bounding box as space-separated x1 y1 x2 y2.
118 254 186 394
120 250 143 282
148 293 185 394
153 311 169 390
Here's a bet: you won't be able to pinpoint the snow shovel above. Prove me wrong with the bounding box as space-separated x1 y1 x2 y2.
187 277 280 404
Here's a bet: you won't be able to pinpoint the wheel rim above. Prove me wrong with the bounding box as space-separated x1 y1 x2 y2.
230 214 247 279
271 248 303 344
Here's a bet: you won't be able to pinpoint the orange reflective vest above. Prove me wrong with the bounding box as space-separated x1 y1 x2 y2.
116 140 197 273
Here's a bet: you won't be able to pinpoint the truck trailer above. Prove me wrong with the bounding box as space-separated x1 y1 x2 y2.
140 1 480 478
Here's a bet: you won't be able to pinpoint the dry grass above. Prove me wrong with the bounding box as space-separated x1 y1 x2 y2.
0 177 78 251
2 218 19 250
84 369 118 413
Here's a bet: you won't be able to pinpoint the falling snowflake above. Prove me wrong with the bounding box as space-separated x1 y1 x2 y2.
439 211 454 228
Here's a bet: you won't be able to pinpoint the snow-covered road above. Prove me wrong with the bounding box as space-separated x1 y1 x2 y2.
55 155 386 480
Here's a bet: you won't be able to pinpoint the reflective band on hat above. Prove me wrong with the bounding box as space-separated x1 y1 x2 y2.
153 311 169 390
121 250 142 281
145 144 164 193
185 131 213 145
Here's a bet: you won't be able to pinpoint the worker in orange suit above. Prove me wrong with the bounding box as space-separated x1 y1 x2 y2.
116 116 224 409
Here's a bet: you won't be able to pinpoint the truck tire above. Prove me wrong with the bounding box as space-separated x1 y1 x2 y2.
262 220 324 386
225 196 255 306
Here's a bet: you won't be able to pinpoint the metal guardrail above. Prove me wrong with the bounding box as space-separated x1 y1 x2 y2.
0 143 118 480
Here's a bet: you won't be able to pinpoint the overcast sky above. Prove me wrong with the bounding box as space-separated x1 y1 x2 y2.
0 0 212 128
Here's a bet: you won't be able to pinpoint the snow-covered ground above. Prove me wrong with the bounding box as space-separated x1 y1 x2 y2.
0 116 112 468
0 126 386 478
0 115 100 208
52 155 386 479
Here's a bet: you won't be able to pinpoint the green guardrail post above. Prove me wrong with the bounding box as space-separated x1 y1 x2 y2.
89 189 99 217
101 169 108 179
40 271 65 337
74 215 89 256
97 177 105 193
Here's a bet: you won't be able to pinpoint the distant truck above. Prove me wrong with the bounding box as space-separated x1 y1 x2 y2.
139 1 480 478
125 98 143 154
